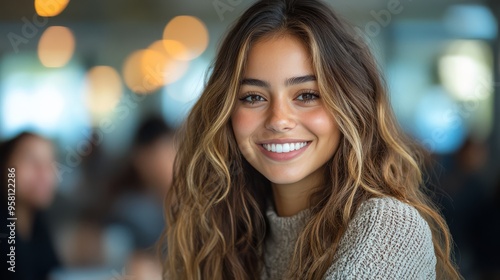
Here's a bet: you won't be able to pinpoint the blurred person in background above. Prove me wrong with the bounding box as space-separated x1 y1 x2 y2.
40 117 174 280
0 132 60 280
105 116 175 251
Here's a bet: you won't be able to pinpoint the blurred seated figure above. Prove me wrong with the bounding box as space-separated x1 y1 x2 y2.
0 132 60 280
105 116 175 251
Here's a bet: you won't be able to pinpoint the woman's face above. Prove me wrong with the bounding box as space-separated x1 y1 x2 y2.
8 136 57 209
231 35 341 187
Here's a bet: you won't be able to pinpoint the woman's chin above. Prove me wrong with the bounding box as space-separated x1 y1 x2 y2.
263 172 305 186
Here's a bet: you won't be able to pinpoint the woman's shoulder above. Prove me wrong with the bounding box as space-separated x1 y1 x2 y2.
325 196 437 279
348 196 435 252
354 196 429 229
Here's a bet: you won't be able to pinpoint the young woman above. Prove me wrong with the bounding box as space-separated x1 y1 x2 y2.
159 0 461 279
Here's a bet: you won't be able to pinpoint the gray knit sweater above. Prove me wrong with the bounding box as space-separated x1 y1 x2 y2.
261 197 437 279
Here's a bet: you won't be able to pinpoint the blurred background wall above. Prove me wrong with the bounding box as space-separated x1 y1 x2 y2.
0 0 499 279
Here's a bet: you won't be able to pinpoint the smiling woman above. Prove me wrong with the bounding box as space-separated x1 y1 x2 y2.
157 0 462 279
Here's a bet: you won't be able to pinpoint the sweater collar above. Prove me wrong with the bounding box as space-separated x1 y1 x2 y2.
266 205 311 242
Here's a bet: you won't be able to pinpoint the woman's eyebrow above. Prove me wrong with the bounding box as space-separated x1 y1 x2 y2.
240 78 270 88
240 75 316 88
285 75 316 86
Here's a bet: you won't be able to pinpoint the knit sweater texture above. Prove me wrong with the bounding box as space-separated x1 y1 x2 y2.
261 196 437 279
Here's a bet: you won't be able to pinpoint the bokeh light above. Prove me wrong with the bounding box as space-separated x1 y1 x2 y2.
35 0 70 17
38 26 75 68
122 49 166 94
161 40 191 62
147 40 189 84
414 87 467 154
444 4 497 40
438 40 493 101
122 41 189 94
0 54 89 143
123 50 148 94
162 58 208 127
163 16 209 60
85 66 123 119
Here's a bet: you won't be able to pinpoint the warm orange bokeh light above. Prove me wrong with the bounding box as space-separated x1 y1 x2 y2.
85 66 123 118
123 50 152 94
123 49 166 94
162 40 191 61
163 16 209 61
35 0 70 17
147 40 189 84
38 26 75 68
122 41 189 94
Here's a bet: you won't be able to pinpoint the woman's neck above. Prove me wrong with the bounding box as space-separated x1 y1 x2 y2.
271 167 324 217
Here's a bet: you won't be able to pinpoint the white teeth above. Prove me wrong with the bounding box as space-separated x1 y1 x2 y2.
276 144 283 153
262 142 308 153
283 143 290 153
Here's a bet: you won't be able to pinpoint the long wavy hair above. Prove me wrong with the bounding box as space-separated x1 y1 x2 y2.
158 0 461 279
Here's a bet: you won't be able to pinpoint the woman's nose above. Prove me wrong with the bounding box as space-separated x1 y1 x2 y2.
265 100 296 133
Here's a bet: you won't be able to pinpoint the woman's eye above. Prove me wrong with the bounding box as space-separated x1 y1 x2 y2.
240 94 266 104
296 92 320 103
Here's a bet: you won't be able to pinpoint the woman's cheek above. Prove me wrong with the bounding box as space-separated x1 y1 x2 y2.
301 107 337 135
232 108 258 140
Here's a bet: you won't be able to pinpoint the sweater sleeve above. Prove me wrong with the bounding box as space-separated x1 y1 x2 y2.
324 197 437 280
